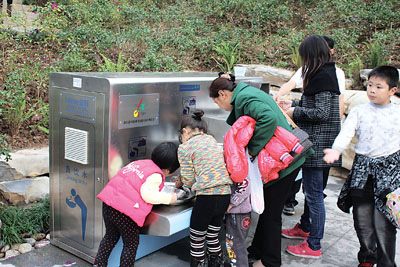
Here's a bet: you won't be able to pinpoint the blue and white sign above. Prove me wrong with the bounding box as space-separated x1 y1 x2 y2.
60 92 96 121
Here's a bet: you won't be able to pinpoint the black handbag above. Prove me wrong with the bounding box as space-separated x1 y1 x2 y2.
278 105 313 165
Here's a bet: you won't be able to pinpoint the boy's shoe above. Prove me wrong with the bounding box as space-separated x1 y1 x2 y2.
283 203 295 215
286 240 322 259
358 263 375 267
281 223 309 239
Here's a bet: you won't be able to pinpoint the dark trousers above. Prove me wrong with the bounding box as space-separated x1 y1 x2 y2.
353 195 397 267
297 167 330 250
190 194 230 261
285 167 330 206
226 213 251 267
94 203 140 267
248 167 300 267
190 195 230 230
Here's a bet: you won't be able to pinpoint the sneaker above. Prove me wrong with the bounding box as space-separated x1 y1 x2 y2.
283 203 295 215
358 263 375 267
282 223 309 239
286 240 322 259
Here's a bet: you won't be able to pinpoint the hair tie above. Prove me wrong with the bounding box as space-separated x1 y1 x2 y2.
220 72 232 80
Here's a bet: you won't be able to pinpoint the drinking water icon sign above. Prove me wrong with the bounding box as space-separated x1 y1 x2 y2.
66 188 88 241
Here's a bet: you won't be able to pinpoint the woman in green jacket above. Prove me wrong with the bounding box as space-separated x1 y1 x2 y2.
209 73 307 267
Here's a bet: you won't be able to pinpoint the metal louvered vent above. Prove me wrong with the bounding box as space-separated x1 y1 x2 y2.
64 127 88 165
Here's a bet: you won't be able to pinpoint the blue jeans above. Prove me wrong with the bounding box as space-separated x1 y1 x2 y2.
299 167 328 250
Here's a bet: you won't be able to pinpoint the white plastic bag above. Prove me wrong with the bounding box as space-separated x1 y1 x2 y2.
247 150 265 214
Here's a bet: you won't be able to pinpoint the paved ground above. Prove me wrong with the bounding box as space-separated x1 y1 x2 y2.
1 176 399 267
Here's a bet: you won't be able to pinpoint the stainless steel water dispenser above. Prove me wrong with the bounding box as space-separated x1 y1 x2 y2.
49 72 265 263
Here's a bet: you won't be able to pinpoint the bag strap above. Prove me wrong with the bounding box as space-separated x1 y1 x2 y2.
277 104 298 129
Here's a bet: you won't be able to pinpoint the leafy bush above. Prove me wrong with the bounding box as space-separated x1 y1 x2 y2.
0 197 50 246
364 40 387 69
0 134 11 161
0 0 399 144
100 52 131 72
346 55 364 82
212 41 240 73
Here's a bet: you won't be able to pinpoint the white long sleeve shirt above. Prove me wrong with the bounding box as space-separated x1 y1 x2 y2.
140 173 172 204
332 102 400 158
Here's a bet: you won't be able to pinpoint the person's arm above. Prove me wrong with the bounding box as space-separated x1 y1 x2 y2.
339 93 344 120
323 107 359 163
177 146 196 187
273 81 296 101
140 173 177 204
336 68 346 120
292 91 333 122
273 68 303 101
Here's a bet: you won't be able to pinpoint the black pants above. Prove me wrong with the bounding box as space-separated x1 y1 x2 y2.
94 203 140 267
190 194 230 262
353 194 397 267
248 167 300 267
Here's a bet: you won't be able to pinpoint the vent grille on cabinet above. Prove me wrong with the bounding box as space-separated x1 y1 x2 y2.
64 127 89 165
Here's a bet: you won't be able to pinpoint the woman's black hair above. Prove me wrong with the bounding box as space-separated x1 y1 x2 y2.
151 142 180 173
208 72 236 98
299 35 331 89
180 109 208 133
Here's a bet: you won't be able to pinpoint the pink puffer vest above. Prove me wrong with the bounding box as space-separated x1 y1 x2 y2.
97 159 165 227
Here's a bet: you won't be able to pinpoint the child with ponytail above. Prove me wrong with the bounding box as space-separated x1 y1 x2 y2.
176 109 232 267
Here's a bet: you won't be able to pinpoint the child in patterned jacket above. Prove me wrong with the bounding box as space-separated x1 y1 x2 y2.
176 109 232 267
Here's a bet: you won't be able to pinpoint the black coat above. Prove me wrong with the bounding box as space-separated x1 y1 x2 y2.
292 84 341 168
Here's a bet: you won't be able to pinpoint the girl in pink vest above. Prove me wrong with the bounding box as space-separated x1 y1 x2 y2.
94 142 180 267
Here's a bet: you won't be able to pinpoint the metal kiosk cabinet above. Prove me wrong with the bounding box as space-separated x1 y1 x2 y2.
49 72 265 265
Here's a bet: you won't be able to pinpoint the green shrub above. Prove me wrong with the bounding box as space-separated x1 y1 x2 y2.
1 0 400 144
212 41 240 73
99 51 131 72
0 197 50 246
0 70 34 137
30 98 50 134
346 55 364 82
0 134 11 162
364 40 387 69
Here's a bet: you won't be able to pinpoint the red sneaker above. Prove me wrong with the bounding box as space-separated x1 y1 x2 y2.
358 263 375 267
282 223 309 239
286 240 322 259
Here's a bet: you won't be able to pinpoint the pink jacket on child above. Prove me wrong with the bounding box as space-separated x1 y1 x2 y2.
97 159 165 227
224 116 303 184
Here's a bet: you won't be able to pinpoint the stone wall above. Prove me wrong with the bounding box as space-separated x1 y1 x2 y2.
0 147 49 206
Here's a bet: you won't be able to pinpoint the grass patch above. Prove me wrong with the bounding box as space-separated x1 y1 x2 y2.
0 197 50 246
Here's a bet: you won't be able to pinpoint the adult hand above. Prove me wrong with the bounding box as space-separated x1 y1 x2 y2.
272 93 281 102
170 193 178 204
323 149 341 164
278 100 292 111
